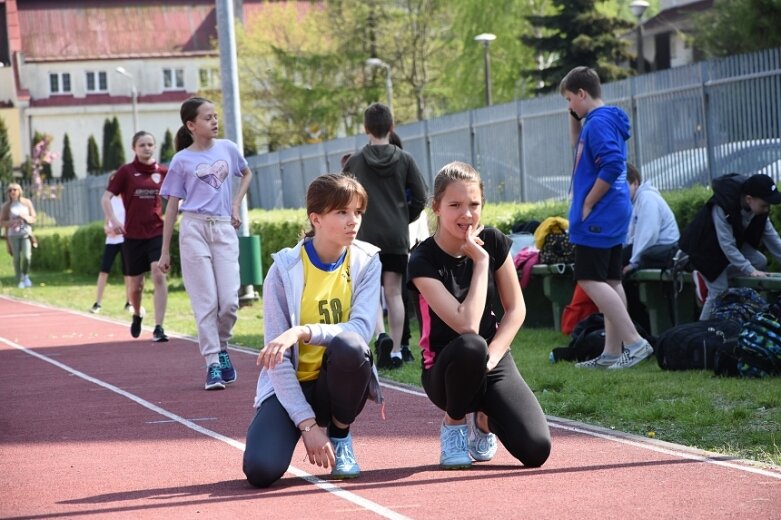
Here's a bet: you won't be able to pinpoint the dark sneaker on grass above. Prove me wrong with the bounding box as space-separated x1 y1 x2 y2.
374 333 393 369
90 302 101 314
152 325 168 343
219 351 237 384
130 314 143 338
390 356 403 370
205 363 226 390
401 345 415 362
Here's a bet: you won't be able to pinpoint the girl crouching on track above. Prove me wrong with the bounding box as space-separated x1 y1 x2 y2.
408 161 551 469
243 173 382 487
158 96 253 391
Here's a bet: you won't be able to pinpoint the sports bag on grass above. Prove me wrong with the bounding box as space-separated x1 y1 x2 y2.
710 288 768 326
715 313 781 378
655 319 742 371
551 313 653 363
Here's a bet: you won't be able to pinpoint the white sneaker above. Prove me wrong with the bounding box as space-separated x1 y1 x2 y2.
607 340 654 370
18 281 25 289
575 355 617 369
467 413 497 462
23 275 32 288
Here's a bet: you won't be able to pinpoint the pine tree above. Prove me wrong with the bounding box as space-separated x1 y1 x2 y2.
159 129 174 163
101 118 113 171
0 116 13 184
522 0 633 94
61 133 75 180
103 117 125 171
87 135 101 175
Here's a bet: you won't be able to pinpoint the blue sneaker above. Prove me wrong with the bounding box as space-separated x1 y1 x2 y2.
440 422 472 469
467 413 497 462
219 351 237 384
204 363 225 391
330 433 360 479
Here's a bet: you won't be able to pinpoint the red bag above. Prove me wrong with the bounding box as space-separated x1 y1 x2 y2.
561 285 598 336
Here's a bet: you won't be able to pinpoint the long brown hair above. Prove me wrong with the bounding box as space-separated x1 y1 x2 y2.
304 174 368 238
175 97 212 151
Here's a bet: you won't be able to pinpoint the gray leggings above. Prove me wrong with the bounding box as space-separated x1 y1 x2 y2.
243 331 372 488
9 235 31 282
422 333 552 467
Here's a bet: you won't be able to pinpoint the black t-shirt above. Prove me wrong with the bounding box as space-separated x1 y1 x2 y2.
407 227 512 369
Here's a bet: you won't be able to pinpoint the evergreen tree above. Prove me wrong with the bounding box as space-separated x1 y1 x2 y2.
61 133 75 181
101 118 113 171
87 135 101 175
523 0 633 94
104 117 125 171
159 129 174 163
0 116 13 184
693 0 781 58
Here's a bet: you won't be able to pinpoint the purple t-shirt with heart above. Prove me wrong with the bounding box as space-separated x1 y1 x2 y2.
161 139 248 216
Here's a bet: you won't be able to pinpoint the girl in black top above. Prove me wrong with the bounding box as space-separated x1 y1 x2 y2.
408 161 551 469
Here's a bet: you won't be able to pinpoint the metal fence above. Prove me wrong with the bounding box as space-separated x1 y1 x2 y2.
5 48 780 226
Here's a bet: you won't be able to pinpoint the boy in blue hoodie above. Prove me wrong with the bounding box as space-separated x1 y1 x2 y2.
560 66 654 369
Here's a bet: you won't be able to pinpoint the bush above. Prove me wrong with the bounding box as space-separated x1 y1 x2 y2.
33 232 70 271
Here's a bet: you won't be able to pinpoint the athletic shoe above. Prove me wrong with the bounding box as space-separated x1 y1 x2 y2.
390 355 403 370
330 433 361 479
575 355 617 369
374 333 393 369
401 345 415 362
90 302 101 314
152 325 169 343
219 350 237 384
467 413 497 462
124 302 132 313
204 363 226 390
17 281 25 289
693 270 708 305
23 275 32 288
440 422 472 469
130 314 143 338
608 340 654 370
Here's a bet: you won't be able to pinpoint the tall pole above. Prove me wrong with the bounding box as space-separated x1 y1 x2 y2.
215 0 248 238
630 1 649 74
130 85 138 135
482 42 492 106
384 64 393 115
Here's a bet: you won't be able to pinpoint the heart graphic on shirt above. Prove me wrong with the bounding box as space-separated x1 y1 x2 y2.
195 160 229 189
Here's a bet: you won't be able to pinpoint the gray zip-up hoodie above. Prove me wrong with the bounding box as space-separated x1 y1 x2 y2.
253 238 383 426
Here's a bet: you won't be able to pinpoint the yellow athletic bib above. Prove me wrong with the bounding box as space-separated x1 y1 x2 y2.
297 244 352 381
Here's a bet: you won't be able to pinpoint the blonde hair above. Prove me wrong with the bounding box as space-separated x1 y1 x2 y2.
431 161 484 212
6 183 23 198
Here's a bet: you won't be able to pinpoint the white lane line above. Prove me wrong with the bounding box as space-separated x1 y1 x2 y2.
4 295 780 480
0 335 412 520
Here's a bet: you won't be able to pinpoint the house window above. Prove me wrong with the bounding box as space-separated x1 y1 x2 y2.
163 68 185 90
86 71 108 93
49 72 72 94
199 68 220 89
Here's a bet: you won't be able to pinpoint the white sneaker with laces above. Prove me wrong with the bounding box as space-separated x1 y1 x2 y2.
23 275 32 287
467 413 497 462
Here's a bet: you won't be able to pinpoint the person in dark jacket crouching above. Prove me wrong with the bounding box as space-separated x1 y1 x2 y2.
680 173 781 319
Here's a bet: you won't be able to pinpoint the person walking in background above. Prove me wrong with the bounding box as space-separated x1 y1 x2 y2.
103 131 169 342
243 173 382 487
408 161 551 470
342 103 427 370
90 179 132 314
680 173 781 319
560 66 653 370
1 183 36 289
158 96 253 391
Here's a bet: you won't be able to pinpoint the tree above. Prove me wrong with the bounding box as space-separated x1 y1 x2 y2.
87 135 101 175
101 118 113 171
523 0 634 94
159 129 174 163
693 0 781 58
61 133 75 181
103 117 125 171
0 116 13 184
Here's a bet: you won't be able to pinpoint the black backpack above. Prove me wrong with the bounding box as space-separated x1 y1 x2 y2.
551 313 653 363
714 313 781 378
655 319 742 371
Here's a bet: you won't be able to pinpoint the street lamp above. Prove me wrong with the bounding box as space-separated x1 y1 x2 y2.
366 58 393 114
630 0 649 74
474 33 496 106
114 66 138 134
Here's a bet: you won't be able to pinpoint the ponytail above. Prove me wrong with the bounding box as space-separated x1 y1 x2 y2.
175 125 192 152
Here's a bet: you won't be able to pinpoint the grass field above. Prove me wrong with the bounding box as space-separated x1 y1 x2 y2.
2 257 779 466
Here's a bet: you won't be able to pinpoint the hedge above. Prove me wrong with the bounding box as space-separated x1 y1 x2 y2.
26 186 781 278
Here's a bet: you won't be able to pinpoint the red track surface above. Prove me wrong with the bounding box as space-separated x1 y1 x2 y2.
1 296 780 519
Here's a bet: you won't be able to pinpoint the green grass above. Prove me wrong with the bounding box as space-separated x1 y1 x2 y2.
2 260 780 466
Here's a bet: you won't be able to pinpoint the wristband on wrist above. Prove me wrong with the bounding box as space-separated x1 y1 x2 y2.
299 421 316 432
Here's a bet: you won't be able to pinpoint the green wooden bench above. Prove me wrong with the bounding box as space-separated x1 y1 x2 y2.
529 263 575 332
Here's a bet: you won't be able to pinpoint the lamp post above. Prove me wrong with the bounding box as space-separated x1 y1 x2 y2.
630 0 649 74
474 33 496 106
114 66 138 134
366 58 393 114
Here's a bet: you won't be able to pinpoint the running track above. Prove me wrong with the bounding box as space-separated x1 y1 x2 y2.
1 296 779 519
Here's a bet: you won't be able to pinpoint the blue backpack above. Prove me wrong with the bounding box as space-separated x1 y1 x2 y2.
710 288 768 326
735 313 781 377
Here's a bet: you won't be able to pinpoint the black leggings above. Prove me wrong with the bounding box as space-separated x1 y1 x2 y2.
422 334 551 467
243 331 372 488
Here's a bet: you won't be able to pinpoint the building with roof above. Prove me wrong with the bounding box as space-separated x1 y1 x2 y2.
0 0 273 179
